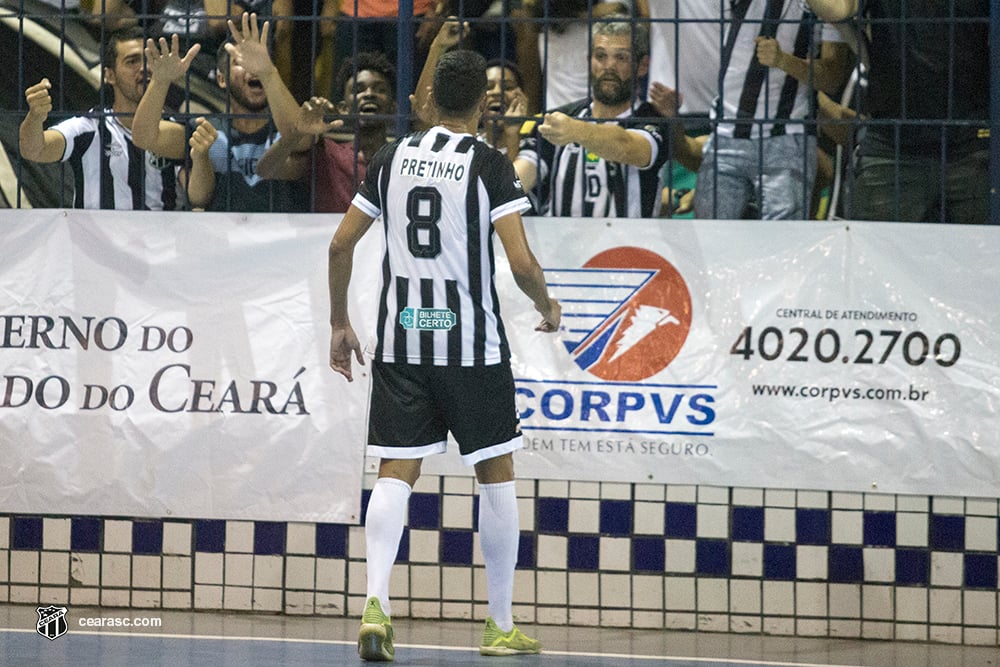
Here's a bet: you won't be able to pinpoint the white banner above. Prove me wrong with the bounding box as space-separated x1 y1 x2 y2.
426 218 1000 498
2 212 998 515
0 210 371 522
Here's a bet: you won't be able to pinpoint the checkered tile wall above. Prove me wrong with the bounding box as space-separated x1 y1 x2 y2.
2 479 998 645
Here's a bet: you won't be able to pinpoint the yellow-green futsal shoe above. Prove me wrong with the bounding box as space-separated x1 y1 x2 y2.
358 597 394 662
479 617 542 656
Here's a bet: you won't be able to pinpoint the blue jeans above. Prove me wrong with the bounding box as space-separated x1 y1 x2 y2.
694 134 816 220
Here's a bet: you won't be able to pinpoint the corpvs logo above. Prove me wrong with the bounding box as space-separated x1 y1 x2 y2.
561 247 692 381
517 246 716 440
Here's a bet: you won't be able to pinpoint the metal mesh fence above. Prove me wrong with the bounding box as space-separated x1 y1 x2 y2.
0 0 993 223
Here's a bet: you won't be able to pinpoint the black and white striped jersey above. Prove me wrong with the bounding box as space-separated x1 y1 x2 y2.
51 110 177 210
352 127 531 367
517 99 670 218
714 1 842 139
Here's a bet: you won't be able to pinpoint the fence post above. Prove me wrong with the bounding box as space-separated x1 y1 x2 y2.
397 0 415 138
992 4 999 224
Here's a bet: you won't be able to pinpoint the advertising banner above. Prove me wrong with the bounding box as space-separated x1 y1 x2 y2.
0 210 370 522
425 218 1000 498
3 212 998 517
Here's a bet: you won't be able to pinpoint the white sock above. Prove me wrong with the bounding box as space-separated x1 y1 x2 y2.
365 476 412 617
478 480 519 632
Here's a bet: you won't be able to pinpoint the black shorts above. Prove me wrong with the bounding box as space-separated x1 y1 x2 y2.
367 360 523 466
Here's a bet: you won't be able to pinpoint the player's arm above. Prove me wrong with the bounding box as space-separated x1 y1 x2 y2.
327 204 377 381
494 212 560 333
19 79 66 163
538 112 653 168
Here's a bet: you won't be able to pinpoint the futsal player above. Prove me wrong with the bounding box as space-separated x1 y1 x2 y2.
327 48 561 661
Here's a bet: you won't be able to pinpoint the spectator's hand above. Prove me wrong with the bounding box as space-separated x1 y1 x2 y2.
648 82 682 118
297 97 343 136
676 188 695 215
537 111 578 146
144 34 201 82
225 12 274 78
329 325 364 382
505 88 528 122
24 79 53 121
432 16 471 51
499 88 528 138
662 187 695 216
189 117 217 158
410 86 437 126
755 36 784 69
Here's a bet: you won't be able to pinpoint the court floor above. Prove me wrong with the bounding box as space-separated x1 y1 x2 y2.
3 605 998 667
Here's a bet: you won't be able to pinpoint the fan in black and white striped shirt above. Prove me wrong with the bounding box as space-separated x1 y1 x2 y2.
693 0 850 220
513 17 672 219
19 28 181 210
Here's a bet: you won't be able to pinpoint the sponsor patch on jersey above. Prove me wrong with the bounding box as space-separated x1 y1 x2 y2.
399 307 457 331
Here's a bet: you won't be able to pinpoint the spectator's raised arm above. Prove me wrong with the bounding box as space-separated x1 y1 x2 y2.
19 79 65 163
224 12 301 139
755 37 853 95
256 97 343 180
412 17 469 130
185 117 218 209
648 81 703 173
133 35 200 159
538 112 653 168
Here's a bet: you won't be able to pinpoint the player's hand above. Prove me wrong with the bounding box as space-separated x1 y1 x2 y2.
535 298 561 333
24 79 53 121
189 117 217 158
329 325 364 382
144 34 201 82
755 36 784 69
